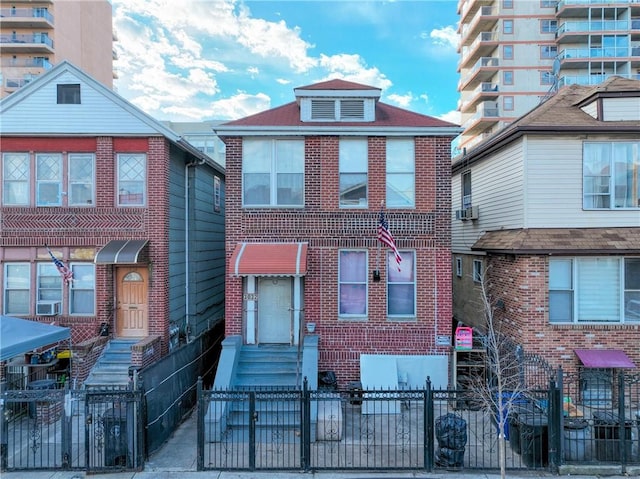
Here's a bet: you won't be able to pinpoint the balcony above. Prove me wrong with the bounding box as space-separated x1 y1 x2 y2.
459 56 500 90
556 20 631 43
0 7 54 28
459 82 499 113
459 6 499 46
0 57 52 69
459 31 499 70
0 33 54 53
458 0 494 25
559 46 632 68
557 0 638 18
4 77 35 91
558 72 640 86
461 102 500 133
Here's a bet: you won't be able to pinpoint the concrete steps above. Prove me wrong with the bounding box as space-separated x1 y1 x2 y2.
84 339 136 389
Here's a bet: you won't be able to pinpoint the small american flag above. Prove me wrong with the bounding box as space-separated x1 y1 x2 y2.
378 208 402 271
46 245 74 285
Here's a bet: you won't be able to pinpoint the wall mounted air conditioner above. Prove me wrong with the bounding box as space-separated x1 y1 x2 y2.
36 301 61 316
455 209 468 220
465 205 479 220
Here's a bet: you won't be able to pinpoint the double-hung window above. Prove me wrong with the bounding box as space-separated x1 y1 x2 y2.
36 153 62 206
549 257 640 323
583 141 640 209
387 251 415 317
386 139 415 208
2 153 29 205
118 153 146 206
462 171 472 209
37 263 62 303
339 139 368 207
70 264 95 315
339 250 367 317
243 139 304 207
4 263 30 315
69 154 95 205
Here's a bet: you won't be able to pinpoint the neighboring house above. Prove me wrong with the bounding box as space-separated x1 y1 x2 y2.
214 79 461 389
0 61 225 385
451 76 640 384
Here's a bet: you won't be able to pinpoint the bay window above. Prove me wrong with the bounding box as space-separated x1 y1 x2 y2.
387 251 415 317
339 250 367 316
549 257 640 323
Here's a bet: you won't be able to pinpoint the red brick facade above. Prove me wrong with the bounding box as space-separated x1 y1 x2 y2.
225 135 455 385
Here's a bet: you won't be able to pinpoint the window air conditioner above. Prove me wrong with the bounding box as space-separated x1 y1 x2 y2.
466 205 479 220
36 301 61 316
455 209 468 220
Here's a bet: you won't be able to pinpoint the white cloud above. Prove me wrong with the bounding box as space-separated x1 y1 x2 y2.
438 109 461 125
318 53 392 91
430 26 459 50
386 93 413 108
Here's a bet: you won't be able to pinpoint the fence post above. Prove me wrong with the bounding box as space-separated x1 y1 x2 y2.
425 377 434 472
0 381 7 471
302 376 311 471
618 370 626 466
196 377 204 471
249 391 256 470
61 385 72 468
548 370 562 471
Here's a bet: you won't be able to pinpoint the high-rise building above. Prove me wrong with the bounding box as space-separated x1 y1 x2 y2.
0 0 115 98
456 0 640 153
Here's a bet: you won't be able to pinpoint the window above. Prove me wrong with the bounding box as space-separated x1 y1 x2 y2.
214 176 221 212
37 263 62 303
503 71 514 85
70 264 95 315
503 20 514 34
339 139 368 207
503 96 514 111
541 71 554 85
503 45 514 60
503 0 513 8
541 0 558 7
2 152 29 205
541 20 557 33
68 154 94 205
57 84 80 104
4 263 30 315
540 45 557 59
473 259 483 283
242 139 304 207
456 257 463 278
36 153 62 206
387 251 415 317
118 153 146 206
386 139 415 208
583 141 640 209
462 170 472 209
549 257 640 323
339 250 367 316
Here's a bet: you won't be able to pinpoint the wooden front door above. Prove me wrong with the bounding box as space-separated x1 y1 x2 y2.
116 267 149 338
257 277 292 344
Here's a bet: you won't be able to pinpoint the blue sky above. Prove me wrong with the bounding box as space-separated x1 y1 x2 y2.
112 0 460 124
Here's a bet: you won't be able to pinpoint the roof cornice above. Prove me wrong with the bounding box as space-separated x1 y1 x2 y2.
214 125 462 137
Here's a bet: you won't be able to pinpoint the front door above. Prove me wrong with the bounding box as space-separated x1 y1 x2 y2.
116 267 149 338
257 277 292 344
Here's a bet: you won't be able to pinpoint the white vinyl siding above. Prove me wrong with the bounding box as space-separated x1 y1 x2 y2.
602 98 640 121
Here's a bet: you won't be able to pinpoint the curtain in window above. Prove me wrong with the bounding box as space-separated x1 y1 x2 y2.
387 251 415 316
339 251 367 315
576 258 619 322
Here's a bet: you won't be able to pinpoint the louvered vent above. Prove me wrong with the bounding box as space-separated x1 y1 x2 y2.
311 100 335 120
340 100 364 119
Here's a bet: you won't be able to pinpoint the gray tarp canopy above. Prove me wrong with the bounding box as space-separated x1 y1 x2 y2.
0 315 71 362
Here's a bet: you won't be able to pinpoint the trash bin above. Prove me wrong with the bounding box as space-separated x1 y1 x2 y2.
508 402 538 454
519 413 548 467
435 413 467 468
593 410 633 462
26 379 56 419
564 418 592 461
103 407 130 467
494 392 530 441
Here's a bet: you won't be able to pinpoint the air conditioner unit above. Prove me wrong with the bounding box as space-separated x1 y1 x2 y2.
466 205 479 220
36 301 61 316
455 209 468 220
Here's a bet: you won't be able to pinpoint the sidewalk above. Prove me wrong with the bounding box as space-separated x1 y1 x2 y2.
0 411 634 479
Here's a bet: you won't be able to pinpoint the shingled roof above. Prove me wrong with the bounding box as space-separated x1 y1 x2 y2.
472 227 640 254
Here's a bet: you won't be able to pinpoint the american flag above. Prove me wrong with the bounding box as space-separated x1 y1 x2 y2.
46 245 74 284
378 208 402 271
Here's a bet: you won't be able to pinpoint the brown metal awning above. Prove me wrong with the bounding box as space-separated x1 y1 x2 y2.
575 349 636 369
95 240 148 264
229 242 308 276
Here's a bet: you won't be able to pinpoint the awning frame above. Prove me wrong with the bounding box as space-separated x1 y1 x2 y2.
95 240 148 264
575 349 636 369
230 242 308 277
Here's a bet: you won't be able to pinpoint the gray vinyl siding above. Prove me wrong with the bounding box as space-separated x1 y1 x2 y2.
168 154 187 336
603 97 640 121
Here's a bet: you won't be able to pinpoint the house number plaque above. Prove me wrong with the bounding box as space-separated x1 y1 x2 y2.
243 293 258 301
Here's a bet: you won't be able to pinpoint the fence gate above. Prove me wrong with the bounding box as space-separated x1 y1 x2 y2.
84 389 144 473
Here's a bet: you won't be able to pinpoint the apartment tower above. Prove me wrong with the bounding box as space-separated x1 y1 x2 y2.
0 0 115 97
456 0 640 152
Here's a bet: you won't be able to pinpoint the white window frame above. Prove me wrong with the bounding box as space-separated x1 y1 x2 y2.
2 152 29 205
36 153 62 206
4 263 31 315
456 257 463 278
387 250 416 318
339 138 368 208
69 263 95 315
37 263 62 303
473 259 483 283
68 153 95 206
386 138 415 208
242 139 304 207
338 250 368 318
462 170 472 209
117 153 146 206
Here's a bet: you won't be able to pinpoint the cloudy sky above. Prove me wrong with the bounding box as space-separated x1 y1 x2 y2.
112 0 460 124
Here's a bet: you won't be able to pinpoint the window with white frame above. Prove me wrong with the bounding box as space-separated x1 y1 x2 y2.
386 138 415 208
118 153 146 206
456 257 463 278
2 152 29 205
549 257 640 323
387 250 415 317
36 153 62 206
37 263 62 303
541 0 558 7
214 176 221 212
473 259 483 283
339 139 368 207
68 154 95 205
69 263 95 315
242 139 304 207
462 170 472 209
583 141 640 209
338 250 367 316
4 263 30 315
